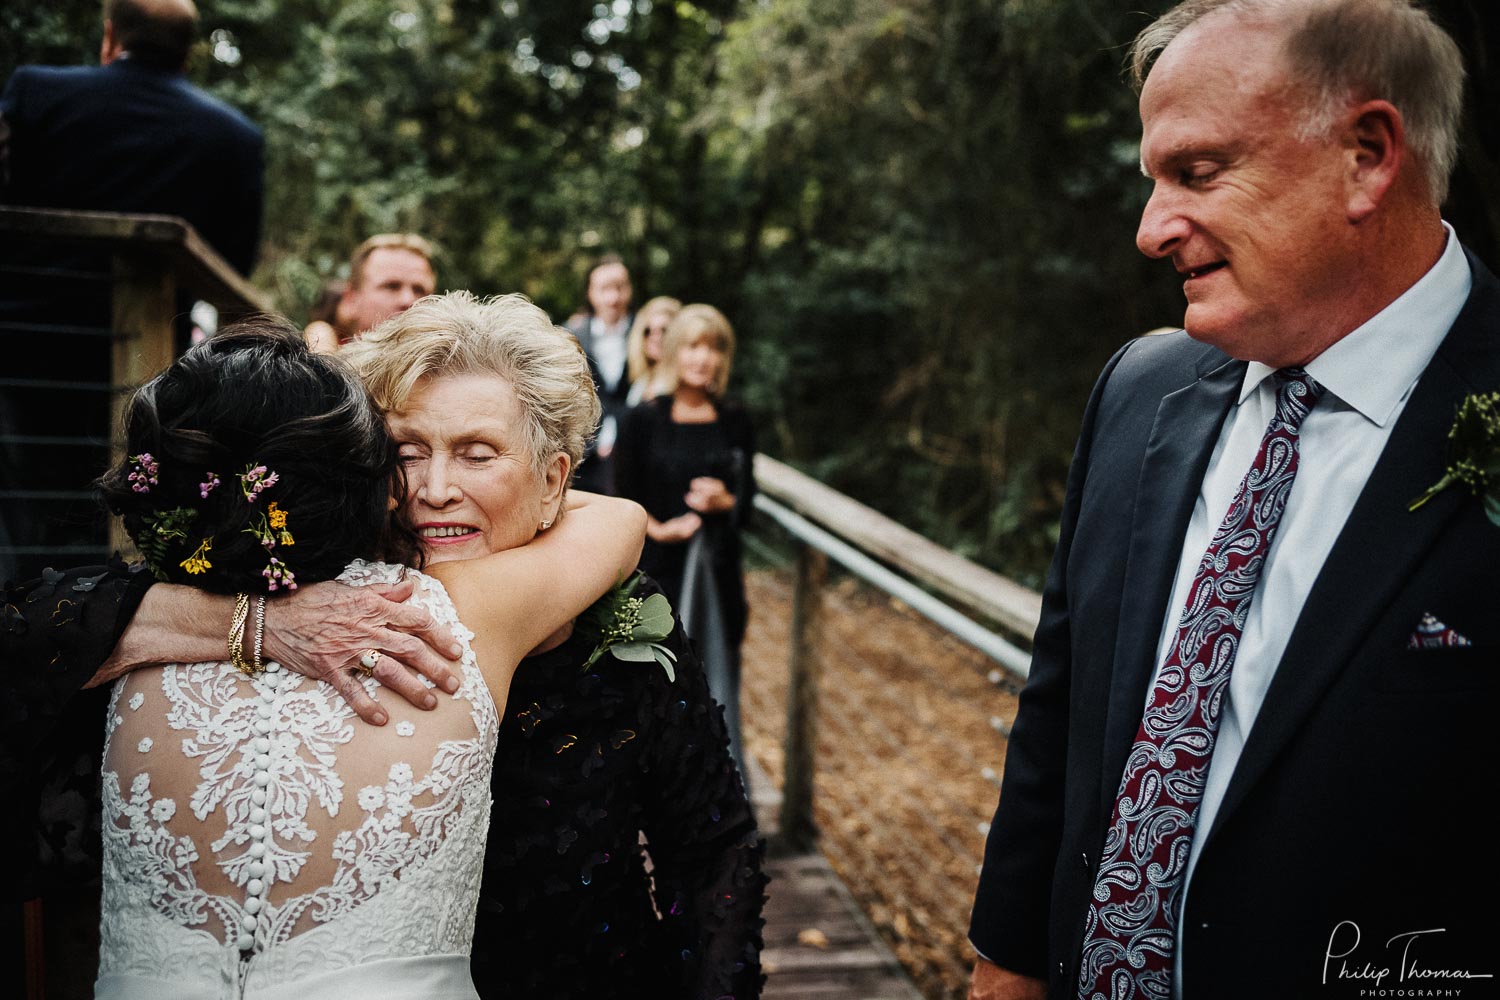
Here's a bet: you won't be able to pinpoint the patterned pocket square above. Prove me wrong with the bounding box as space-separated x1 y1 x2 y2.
1407 612 1473 649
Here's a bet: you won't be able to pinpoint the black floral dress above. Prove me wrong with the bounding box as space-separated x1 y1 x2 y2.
473 572 766 999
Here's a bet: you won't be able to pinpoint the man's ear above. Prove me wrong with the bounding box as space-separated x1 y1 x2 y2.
1345 99 1406 223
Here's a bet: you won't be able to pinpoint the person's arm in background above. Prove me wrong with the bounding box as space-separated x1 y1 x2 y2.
683 402 755 528
1 563 152 797
617 401 702 544
612 400 647 507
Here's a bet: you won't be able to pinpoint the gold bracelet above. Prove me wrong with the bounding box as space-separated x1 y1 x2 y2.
250 595 267 674
228 592 253 676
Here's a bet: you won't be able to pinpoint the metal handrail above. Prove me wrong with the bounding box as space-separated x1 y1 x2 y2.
754 494 1032 680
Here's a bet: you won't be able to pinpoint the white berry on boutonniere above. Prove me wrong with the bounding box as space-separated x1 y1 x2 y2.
1409 391 1500 526
581 573 678 681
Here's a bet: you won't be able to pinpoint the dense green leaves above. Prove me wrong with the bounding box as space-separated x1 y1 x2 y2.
4 0 1495 585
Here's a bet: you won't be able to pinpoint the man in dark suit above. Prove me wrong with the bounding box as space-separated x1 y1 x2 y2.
566 254 635 494
0 0 264 276
969 2 1496 998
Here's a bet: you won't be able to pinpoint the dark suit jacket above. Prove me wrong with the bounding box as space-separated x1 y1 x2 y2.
971 250 1499 998
567 312 634 494
0 58 264 276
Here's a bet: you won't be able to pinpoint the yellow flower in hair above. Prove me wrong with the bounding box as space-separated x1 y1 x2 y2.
267 501 295 545
180 538 213 575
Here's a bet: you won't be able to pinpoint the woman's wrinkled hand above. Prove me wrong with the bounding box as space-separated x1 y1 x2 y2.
262 579 463 726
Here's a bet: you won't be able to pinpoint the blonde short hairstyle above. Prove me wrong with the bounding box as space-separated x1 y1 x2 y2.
659 303 735 399
626 295 683 385
343 291 601 492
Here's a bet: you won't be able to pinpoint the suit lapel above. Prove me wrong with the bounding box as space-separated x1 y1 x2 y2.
1098 351 1246 818
1207 254 1500 838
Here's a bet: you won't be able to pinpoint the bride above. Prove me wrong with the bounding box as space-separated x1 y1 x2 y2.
92 319 642 998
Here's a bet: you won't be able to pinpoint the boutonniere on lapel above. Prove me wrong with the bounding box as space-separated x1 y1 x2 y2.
1408 391 1500 526
580 573 678 681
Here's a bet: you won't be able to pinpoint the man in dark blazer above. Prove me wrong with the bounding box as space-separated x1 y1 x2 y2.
566 254 635 494
0 0 264 276
969 2 1496 999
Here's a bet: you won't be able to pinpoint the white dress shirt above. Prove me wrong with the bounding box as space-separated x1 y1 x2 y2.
589 315 629 452
1157 224 1471 993
589 315 629 391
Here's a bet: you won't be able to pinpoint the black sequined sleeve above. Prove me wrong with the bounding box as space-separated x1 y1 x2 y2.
640 614 768 999
3 562 153 899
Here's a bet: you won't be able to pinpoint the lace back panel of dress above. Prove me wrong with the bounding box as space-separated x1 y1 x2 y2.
97 562 497 986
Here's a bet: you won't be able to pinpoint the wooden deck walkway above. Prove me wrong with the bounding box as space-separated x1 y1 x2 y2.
750 761 926 1000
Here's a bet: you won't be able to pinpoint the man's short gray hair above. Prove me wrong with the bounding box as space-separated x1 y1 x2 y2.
1130 0 1466 204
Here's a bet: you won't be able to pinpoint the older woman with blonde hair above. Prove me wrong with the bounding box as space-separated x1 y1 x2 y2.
614 303 757 777
351 292 766 999
623 294 681 406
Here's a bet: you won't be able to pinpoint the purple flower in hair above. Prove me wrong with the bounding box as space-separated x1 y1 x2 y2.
199 472 221 499
128 453 160 494
239 464 280 502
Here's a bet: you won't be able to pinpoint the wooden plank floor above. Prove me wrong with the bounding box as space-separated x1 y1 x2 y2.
750 759 926 1000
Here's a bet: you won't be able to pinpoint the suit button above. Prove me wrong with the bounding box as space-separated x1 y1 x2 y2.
1081 851 1089 870
1058 961 1065 976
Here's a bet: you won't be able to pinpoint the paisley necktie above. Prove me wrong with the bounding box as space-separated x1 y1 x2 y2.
1077 368 1325 1000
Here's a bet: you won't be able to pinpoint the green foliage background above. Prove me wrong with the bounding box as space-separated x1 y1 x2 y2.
5 0 1496 585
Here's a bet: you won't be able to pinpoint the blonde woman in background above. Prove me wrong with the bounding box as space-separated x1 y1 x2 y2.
623 295 681 406
614 304 756 777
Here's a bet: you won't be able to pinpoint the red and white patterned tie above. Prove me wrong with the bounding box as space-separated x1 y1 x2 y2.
1076 368 1325 1000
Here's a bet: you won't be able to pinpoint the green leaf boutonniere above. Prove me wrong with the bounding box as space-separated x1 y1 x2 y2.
1409 391 1500 526
580 574 678 682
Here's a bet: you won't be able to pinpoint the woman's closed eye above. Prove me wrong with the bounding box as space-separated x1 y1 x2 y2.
459 447 500 466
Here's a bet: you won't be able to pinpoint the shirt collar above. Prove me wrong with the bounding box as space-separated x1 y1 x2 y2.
590 315 628 340
1238 222 1472 426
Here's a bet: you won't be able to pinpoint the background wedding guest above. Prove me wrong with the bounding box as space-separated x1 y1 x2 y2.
339 232 437 338
614 303 757 777
625 294 682 406
566 253 635 493
968 2 1494 998
0 0 264 277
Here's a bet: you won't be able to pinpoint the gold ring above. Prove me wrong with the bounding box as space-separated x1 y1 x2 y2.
354 649 383 677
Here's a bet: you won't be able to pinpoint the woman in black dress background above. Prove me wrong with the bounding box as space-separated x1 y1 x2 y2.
614 304 756 777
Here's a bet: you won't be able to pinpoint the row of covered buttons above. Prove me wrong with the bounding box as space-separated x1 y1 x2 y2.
238 660 282 952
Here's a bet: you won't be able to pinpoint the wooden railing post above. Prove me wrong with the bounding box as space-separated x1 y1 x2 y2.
780 541 827 852
108 250 177 556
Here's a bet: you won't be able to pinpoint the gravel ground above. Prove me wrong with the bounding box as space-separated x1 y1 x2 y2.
740 564 1026 1000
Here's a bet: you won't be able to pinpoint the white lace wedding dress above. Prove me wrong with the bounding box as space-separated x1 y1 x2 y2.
96 562 497 999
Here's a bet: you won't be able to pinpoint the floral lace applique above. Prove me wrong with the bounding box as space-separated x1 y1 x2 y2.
97 561 497 992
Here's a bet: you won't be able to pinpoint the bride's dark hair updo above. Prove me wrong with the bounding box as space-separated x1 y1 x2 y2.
97 316 413 593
